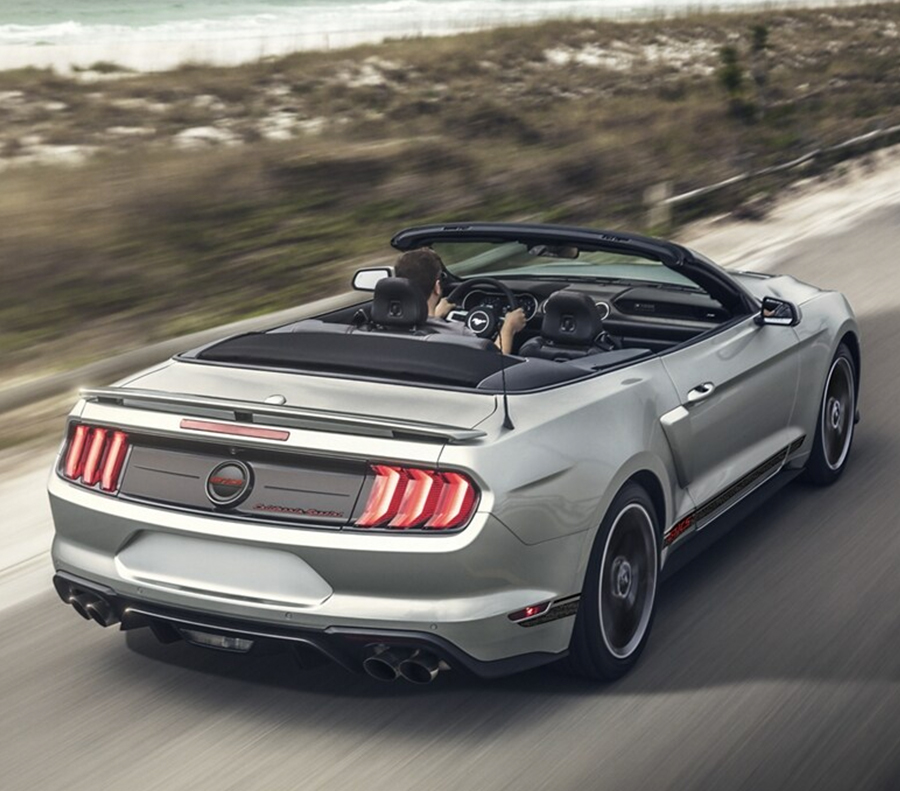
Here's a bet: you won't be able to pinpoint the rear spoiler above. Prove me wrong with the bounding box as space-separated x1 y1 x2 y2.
80 387 488 444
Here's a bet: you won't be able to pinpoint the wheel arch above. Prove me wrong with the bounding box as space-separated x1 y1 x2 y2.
572 456 673 587
626 470 666 536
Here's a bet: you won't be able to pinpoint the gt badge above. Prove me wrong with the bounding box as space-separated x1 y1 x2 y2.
206 460 253 507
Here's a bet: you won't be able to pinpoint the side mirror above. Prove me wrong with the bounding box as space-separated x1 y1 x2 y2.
755 296 800 327
352 267 393 292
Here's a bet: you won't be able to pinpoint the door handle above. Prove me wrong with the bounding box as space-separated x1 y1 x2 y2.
686 382 716 405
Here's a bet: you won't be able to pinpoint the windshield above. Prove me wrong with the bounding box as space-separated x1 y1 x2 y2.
432 240 698 289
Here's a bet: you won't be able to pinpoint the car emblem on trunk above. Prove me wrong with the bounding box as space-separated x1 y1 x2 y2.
206 461 253 507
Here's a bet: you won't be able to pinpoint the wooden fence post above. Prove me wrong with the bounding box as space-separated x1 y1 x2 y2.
644 181 673 233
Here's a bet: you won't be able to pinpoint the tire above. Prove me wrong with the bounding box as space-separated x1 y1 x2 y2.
802 343 857 486
564 482 660 681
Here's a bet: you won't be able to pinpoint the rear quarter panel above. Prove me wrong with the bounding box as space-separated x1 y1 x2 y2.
439 356 690 588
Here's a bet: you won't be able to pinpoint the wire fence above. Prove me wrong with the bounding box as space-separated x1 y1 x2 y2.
647 122 900 228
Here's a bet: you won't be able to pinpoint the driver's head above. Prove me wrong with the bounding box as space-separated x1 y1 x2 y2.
396 248 443 306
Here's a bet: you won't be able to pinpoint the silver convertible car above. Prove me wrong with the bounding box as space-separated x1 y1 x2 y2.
49 223 860 683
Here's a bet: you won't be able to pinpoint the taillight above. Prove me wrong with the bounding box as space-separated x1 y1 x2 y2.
356 465 479 530
64 424 90 479
61 424 130 494
100 431 129 492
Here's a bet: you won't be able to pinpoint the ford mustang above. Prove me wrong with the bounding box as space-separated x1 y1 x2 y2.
49 223 860 683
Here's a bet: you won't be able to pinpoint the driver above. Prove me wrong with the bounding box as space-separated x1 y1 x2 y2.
395 248 527 353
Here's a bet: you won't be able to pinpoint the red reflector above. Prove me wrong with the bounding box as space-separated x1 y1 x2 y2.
180 419 289 441
425 471 477 529
81 428 108 486
64 424 90 480
100 431 129 492
508 601 551 622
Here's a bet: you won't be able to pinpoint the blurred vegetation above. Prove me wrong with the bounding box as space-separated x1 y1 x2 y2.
1 3 900 378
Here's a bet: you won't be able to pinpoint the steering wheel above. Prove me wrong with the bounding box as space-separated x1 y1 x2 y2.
446 277 519 338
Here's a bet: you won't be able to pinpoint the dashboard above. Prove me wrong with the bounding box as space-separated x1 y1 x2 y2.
450 279 732 350
458 282 729 325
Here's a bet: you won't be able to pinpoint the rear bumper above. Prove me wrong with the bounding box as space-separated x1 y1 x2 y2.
53 571 565 678
49 473 587 670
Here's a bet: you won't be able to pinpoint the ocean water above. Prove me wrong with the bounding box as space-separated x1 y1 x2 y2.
0 0 863 71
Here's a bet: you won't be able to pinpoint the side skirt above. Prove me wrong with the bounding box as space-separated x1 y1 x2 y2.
660 467 802 582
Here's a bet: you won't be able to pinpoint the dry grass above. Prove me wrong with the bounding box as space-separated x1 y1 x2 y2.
2 3 900 380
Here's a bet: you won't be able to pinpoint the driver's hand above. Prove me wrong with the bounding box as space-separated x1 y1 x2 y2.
435 298 456 319
502 307 527 334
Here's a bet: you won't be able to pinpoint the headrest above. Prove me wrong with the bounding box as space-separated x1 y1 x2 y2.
371 277 429 329
541 291 604 346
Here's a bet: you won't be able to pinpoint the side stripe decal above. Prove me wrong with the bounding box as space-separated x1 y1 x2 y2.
663 435 805 547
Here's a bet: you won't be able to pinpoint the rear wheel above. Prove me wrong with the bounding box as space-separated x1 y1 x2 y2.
564 482 660 681
803 344 856 486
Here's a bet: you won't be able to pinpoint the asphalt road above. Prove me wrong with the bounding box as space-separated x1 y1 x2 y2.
3 205 900 791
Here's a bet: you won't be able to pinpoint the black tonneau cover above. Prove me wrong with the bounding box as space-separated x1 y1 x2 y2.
188 329 652 393
194 331 517 388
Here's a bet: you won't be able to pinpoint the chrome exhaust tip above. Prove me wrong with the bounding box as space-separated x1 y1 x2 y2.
362 647 407 682
85 597 119 627
68 593 95 620
397 650 441 684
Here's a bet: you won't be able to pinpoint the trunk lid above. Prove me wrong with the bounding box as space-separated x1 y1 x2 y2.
72 360 498 528
123 359 498 432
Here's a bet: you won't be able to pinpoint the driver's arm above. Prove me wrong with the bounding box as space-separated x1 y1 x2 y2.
496 308 527 353
435 297 456 319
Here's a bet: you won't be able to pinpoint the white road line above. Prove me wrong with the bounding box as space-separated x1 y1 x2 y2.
0 452 56 612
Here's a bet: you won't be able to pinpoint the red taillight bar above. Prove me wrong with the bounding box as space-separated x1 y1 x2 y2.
356 465 479 530
100 431 129 492
64 424 90 479
356 465 403 526
390 468 440 528
426 472 477 529
81 428 108 486
62 424 130 494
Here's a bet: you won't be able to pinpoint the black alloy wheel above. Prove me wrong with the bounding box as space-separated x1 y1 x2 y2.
803 343 857 486
564 482 660 680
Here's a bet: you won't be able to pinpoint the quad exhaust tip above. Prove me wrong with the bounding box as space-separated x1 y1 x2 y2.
362 647 406 682
68 593 94 621
398 651 441 685
86 597 120 627
362 646 445 684
67 591 119 627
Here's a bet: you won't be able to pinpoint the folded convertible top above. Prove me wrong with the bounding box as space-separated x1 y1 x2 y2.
191 330 517 388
